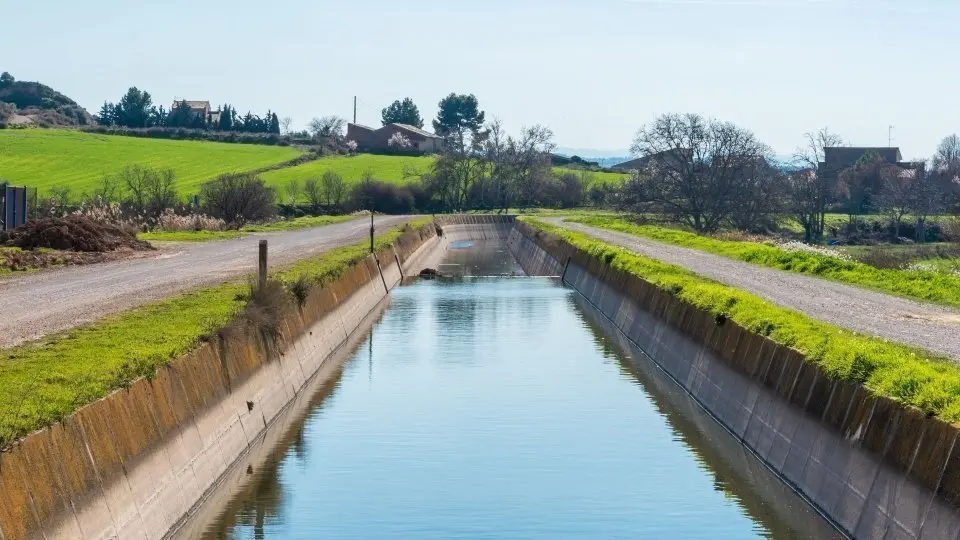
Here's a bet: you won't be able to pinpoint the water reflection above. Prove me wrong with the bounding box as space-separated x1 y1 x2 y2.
195 277 836 539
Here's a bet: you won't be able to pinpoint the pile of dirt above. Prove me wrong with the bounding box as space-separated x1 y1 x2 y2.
0 216 153 252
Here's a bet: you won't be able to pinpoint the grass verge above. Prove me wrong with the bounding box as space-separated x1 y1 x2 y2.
523 217 960 422
568 215 960 308
0 218 426 447
138 214 358 243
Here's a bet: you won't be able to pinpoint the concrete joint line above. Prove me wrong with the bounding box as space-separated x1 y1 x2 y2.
917 430 959 536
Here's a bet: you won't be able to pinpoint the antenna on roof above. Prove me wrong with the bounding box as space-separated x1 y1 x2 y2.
888 125 894 147
353 96 357 124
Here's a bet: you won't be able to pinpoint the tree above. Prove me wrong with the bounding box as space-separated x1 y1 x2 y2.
381 98 424 128
432 93 485 152
0 72 13 87
144 168 179 216
167 100 193 128
308 116 346 140
628 113 770 232
303 177 322 212
387 131 412 149
728 158 784 232
219 104 234 131
280 116 293 135
96 102 114 126
875 164 914 239
200 173 277 226
837 151 886 218
791 127 843 240
284 178 301 205
932 134 960 213
321 171 346 207
115 87 154 128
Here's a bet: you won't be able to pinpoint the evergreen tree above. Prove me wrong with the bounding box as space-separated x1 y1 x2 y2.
381 97 424 128
96 102 114 126
270 112 281 134
116 87 154 128
218 104 233 131
168 100 193 128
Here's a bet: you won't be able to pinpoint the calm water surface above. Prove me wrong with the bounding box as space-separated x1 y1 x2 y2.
201 271 835 539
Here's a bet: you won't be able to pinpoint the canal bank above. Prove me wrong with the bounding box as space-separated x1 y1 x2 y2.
3 215 959 539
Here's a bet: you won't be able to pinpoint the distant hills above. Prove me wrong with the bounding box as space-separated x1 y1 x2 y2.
554 147 631 168
0 72 93 128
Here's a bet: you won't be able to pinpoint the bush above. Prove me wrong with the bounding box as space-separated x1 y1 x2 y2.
200 173 277 227
349 178 415 214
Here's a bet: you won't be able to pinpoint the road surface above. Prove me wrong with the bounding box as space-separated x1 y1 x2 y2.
548 218 960 361
0 216 410 348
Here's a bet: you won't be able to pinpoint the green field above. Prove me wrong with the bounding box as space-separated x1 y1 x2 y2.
0 129 302 194
261 154 435 187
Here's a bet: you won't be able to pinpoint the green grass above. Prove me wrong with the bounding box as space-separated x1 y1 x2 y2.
261 154 434 190
0 129 302 195
0 218 426 447
569 215 960 308
523 217 960 422
550 167 630 188
138 215 359 242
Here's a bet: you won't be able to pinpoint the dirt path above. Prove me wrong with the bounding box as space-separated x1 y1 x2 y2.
547 218 960 361
0 216 410 348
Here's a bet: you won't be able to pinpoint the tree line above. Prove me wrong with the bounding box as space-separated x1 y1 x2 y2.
95 87 281 134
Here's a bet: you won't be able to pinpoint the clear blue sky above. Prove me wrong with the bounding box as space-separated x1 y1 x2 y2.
4 0 959 159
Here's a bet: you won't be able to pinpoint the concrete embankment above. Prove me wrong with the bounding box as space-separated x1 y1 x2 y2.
0 222 439 540
508 220 960 539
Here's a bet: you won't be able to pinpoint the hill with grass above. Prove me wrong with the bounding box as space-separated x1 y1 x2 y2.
0 72 93 127
0 129 302 195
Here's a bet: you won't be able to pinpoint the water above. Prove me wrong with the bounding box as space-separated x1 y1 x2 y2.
197 270 837 539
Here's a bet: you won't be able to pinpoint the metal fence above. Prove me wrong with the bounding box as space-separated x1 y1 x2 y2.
1 181 29 231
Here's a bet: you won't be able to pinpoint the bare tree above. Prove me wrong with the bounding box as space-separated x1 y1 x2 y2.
789 127 843 240
629 113 770 232
303 177 322 212
284 178 301 205
321 171 346 207
308 116 346 141
118 165 151 214
200 173 276 227
94 175 123 204
728 158 784 232
144 168 178 216
932 134 960 213
280 116 293 136
875 164 914 238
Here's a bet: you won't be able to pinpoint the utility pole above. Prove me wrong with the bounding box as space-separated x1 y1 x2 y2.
353 96 357 124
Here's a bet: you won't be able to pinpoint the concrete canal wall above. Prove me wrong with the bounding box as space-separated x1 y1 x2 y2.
0 223 440 540
508 220 960 540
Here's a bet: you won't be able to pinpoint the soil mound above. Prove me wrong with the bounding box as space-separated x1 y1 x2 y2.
0 216 153 252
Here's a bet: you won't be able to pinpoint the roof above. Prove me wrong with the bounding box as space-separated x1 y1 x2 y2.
390 123 442 139
348 123 376 133
172 100 211 110
822 147 902 169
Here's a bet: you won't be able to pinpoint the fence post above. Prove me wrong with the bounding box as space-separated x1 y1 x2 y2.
259 240 268 290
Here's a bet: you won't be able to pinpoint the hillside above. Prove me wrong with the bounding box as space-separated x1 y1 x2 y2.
0 72 93 127
0 129 302 194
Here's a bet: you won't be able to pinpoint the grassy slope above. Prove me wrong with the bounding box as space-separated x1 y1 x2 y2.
0 129 301 194
524 217 960 422
261 154 434 189
0 219 424 446
139 214 358 242
570 215 960 308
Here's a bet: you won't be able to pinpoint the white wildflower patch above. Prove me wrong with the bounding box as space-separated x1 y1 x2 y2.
776 241 852 261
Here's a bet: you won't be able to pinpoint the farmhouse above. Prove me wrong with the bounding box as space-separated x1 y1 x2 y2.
171 100 220 125
818 146 924 181
346 123 444 153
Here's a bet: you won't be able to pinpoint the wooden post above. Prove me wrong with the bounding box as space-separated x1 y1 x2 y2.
369 211 375 253
258 239 268 290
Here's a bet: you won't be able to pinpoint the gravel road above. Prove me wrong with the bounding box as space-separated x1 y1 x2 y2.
0 216 410 348
547 218 960 361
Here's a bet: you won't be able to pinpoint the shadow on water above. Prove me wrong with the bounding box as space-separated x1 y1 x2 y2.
570 294 841 540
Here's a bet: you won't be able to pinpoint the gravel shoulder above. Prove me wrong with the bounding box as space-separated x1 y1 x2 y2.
547 218 960 361
0 216 410 348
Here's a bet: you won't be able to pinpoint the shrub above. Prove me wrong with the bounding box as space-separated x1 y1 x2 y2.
350 178 415 214
200 173 277 227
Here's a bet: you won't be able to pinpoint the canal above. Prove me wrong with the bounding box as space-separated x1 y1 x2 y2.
185 240 838 539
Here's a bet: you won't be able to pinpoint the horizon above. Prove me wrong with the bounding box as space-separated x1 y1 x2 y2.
5 0 960 160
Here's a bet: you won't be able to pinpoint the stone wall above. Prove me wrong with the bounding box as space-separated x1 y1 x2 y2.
509 220 960 539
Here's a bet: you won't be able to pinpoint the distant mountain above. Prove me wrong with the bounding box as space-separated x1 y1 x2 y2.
0 72 93 128
554 147 632 169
